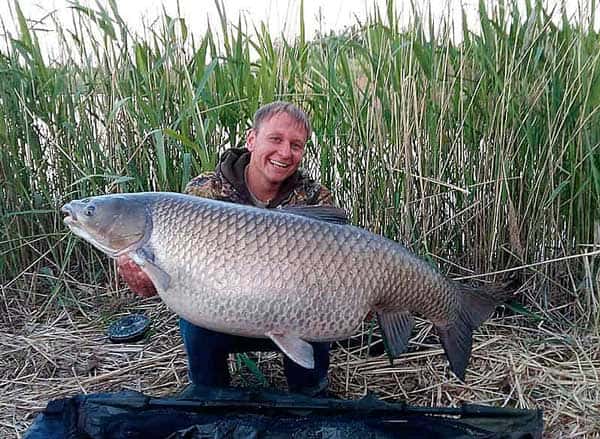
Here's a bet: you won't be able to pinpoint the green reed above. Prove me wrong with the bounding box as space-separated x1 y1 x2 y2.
1 0 598 329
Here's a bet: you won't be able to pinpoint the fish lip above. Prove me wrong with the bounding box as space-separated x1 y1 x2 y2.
61 204 77 223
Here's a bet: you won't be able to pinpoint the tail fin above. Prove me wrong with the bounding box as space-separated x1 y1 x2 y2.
436 284 511 380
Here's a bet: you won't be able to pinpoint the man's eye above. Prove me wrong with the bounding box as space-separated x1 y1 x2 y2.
271 137 281 143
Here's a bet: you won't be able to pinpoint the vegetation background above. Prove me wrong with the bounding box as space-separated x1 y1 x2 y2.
1 0 599 436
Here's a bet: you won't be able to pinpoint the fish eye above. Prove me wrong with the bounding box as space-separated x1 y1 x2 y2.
84 205 95 216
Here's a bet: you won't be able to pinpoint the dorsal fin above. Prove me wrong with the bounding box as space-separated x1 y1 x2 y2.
277 205 349 225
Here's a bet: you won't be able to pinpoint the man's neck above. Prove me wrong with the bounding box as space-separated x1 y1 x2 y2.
244 166 280 204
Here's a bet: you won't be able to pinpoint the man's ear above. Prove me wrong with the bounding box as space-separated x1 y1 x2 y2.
246 128 257 152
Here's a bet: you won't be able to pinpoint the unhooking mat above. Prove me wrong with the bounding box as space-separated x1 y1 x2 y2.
24 386 543 438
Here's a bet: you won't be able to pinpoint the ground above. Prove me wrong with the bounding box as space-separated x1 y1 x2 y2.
1 278 599 438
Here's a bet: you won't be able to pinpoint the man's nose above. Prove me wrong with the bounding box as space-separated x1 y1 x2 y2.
278 141 293 157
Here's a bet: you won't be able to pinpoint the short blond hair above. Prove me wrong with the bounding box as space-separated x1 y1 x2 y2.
252 101 311 139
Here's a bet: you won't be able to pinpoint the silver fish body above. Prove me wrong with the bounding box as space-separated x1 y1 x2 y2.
62 192 504 379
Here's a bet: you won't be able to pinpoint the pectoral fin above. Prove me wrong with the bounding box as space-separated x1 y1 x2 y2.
377 310 415 358
266 331 314 369
129 250 171 291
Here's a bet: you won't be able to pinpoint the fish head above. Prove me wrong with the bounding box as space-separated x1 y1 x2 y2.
61 195 150 258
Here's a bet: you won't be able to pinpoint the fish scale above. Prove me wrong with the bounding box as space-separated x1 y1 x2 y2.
62 192 507 379
148 195 377 336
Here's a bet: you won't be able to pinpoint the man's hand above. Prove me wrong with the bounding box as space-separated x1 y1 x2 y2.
117 255 158 297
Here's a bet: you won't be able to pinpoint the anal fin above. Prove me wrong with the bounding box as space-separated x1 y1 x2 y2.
266 331 314 369
377 310 415 358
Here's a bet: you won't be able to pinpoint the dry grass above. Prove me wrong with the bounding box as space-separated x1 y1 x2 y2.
1 275 599 438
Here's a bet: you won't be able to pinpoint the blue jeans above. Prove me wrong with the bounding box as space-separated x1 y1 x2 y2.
179 318 330 395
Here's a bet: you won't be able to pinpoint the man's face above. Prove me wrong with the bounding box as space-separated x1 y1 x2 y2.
246 112 307 186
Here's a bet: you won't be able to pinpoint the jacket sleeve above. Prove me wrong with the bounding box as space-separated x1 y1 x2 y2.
312 186 335 206
184 172 222 200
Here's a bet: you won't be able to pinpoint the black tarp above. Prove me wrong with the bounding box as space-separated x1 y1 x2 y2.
24 387 543 438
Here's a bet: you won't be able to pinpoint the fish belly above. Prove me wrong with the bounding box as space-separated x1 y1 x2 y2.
155 264 372 341
144 195 411 341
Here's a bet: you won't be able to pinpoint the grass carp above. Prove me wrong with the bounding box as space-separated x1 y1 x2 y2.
61 192 507 380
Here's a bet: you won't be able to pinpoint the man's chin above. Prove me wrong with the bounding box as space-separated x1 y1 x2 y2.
266 168 295 184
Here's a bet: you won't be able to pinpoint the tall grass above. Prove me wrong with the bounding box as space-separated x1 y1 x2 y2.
1 0 598 330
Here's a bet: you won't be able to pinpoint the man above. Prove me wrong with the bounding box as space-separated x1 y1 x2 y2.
119 101 338 397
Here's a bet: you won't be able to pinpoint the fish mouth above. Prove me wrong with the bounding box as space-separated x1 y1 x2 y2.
61 203 76 224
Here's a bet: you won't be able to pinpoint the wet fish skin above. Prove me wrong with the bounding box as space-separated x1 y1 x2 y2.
61 192 505 379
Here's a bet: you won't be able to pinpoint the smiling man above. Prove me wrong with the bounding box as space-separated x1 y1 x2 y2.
186 102 332 208
118 103 335 396
245 108 306 202
177 101 337 397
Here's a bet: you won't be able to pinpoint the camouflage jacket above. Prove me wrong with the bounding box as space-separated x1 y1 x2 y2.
185 148 334 208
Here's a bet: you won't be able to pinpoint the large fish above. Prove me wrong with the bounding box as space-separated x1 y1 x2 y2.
61 192 506 380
